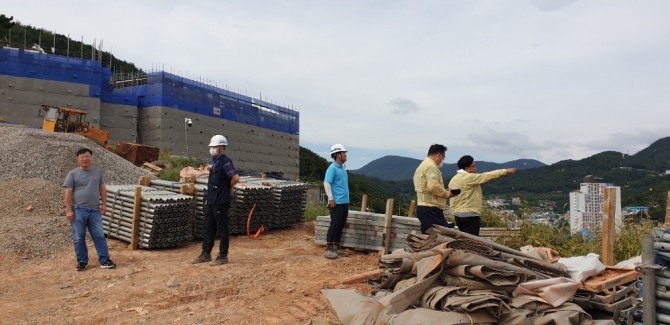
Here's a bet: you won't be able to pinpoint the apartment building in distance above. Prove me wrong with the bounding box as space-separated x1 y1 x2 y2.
568 175 622 234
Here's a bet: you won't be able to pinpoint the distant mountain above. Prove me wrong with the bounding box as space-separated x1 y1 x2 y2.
299 136 670 218
350 156 545 181
484 136 670 213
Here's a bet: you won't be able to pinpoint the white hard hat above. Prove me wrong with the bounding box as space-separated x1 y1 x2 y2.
208 135 228 147
330 143 347 155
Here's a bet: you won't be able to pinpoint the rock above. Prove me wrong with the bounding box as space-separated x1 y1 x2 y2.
167 277 179 288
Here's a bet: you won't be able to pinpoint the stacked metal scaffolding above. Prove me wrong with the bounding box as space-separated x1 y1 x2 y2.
651 229 670 324
229 182 274 234
148 179 208 239
137 177 308 238
195 176 309 234
103 185 194 249
261 179 308 228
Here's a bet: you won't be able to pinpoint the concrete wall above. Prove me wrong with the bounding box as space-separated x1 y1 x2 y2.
0 74 101 128
139 106 299 180
100 102 138 143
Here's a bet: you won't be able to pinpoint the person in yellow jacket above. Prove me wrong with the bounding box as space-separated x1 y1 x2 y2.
413 144 458 233
448 155 516 236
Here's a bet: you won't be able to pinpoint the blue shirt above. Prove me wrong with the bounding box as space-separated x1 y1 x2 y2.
324 162 349 204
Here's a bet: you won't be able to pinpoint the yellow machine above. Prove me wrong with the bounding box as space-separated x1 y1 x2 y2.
41 105 110 147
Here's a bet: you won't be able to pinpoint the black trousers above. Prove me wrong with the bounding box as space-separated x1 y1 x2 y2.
202 203 231 256
326 204 349 244
416 206 453 234
455 215 481 236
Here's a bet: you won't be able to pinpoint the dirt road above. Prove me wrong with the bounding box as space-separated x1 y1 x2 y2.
1 223 378 324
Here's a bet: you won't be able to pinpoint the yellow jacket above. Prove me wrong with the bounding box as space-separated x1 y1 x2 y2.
413 158 451 209
448 169 508 214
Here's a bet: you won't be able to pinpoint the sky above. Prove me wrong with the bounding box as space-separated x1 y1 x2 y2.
4 0 670 169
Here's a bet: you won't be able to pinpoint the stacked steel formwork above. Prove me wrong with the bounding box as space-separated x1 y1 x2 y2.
104 185 194 249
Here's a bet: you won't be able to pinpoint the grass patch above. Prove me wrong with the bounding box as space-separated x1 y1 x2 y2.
305 202 329 222
157 152 208 181
498 218 655 263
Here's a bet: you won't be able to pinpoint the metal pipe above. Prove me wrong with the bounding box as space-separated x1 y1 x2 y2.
643 235 657 325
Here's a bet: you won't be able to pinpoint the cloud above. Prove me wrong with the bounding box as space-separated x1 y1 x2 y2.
389 97 421 115
531 0 579 11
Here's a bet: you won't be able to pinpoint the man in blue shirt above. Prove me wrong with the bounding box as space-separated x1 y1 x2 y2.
323 143 350 259
192 135 240 266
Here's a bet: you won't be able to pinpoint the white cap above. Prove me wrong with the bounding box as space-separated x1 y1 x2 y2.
208 135 228 147
330 143 347 155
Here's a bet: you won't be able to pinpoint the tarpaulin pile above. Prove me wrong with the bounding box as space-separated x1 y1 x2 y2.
323 225 617 325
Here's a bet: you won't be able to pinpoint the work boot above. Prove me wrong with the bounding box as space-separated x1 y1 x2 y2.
324 245 338 259
209 254 228 266
191 251 212 264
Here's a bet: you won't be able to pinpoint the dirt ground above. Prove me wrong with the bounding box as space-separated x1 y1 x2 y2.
0 222 379 324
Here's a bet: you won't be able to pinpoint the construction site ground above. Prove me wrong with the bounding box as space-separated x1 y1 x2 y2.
1 221 378 324
0 125 378 324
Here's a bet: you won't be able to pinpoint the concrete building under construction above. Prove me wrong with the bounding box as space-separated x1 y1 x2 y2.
0 47 300 180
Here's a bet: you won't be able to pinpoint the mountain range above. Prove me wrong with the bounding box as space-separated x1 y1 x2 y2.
301 136 670 218
351 156 545 181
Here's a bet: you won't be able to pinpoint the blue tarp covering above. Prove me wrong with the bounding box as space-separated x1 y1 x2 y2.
1 48 299 135
140 72 299 135
0 47 109 98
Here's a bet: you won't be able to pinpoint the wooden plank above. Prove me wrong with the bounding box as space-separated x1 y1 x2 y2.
602 188 616 265
139 176 151 186
590 297 634 313
361 194 368 212
380 198 394 256
408 200 416 218
665 191 670 228
341 269 385 284
592 284 635 304
582 268 639 293
129 186 142 250
180 183 195 196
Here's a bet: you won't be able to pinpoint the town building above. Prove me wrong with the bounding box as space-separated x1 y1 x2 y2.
568 175 622 234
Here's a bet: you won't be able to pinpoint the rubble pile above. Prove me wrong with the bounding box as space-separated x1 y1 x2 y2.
323 225 640 324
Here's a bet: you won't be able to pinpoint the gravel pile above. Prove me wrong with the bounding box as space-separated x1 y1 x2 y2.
0 124 154 185
0 178 70 256
0 124 156 257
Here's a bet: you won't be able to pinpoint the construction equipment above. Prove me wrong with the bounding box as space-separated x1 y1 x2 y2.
41 105 109 147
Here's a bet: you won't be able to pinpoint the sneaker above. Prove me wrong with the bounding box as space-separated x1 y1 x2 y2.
324 249 338 259
191 252 212 264
208 255 228 266
76 262 87 272
100 259 116 269
336 248 351 257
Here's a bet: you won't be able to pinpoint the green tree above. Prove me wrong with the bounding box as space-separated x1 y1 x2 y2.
0 14 15 30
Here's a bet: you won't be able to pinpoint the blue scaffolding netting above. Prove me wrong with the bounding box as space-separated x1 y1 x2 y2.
1 48 300 135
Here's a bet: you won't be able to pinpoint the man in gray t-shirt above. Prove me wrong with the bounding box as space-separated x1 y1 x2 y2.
64 147 116 271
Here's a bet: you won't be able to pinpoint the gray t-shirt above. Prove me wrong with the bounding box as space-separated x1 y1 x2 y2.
63 167 105 209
